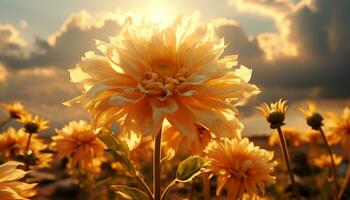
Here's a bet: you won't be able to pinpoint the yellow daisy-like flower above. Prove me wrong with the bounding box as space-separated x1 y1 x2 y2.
51 120 106 174
162 118 242 157
304 129 340 145
65 16 259 141
325 107 350 151
1 102 28 120
299 101 324 130
19 114 48 134
258 99 287 129
311 153 343 169
0 161 37 200
205 137 277 199
0 128 52 168
268 128 306 147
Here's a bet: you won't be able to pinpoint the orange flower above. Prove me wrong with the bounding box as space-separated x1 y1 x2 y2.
304 129 339 145
65 16 259 142
18 114 48 134
0 161 37 200
163 118 243 157
1 102 28 120
51 120 106 174
205 138 277 199
0 128 52 168
311 153 343 169
268 128 307 147
325 107 350 151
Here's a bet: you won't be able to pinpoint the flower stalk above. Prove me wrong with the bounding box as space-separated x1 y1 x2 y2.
277 127 301 200
319 127 338 199
24 132 33 153
203 172 210 200
161 180 176 200
258 100 301 200
338 156 350 200
153 128 162 200
136 171 154 200
300 102 338 199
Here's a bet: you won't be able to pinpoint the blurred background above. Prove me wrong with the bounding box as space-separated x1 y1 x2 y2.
0 0 349 136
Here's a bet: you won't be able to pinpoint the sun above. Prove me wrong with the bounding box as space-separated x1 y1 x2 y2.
145 0 175 26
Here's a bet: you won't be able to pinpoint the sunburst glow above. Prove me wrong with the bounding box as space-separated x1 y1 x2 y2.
145 0 175 25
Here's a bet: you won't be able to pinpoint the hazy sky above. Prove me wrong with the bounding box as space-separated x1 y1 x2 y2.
0 0 275 40
0 0 349 136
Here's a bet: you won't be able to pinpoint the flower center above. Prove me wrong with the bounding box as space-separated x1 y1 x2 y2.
230 169 248 179
151 59 178 77
139 67 188 99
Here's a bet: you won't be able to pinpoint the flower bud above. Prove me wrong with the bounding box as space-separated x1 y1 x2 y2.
24 122 39 134
306 112 323 130
300 102 323 130
258 99 287 129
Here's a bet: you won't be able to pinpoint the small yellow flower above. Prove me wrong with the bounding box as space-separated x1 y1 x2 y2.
311 153 343 169
258 99 287 129
300 101 323 130
1 102 28 120
19 114 48 134
269 128 306 147
51 120 106 174
65 16 259 142
0 161 37 200
0 128 52 168
205 137 277 199
325 107 350 151
304 129 340 145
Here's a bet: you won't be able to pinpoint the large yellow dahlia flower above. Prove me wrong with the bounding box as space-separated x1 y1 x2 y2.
205 137 277 199
51 120 106 173
0 161 37 200
65 16 259 140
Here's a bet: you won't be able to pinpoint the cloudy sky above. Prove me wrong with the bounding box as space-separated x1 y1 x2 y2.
0 0 349 136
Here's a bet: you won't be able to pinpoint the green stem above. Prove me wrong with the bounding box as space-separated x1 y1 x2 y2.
0 117 11 130
86 175 95 200
136 171 154 200
319 127 338 200
338 157 350 200
203 172 210 200
153 128 162 200
161 180 176 200
24 132 33 153
277 127 301 200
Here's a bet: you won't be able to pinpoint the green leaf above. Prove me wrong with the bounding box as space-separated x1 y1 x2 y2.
98 128 130 157
111 185 151 200
176 156 207 182
98 128 137 176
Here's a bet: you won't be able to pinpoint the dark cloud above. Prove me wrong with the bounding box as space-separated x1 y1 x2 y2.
0 24 27 65
223 0 350 105
2 11 123 69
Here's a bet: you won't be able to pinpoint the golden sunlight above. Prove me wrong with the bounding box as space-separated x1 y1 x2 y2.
145 0 176 25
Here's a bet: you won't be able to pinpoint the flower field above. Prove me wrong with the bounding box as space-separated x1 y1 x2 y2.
0 8 349 200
